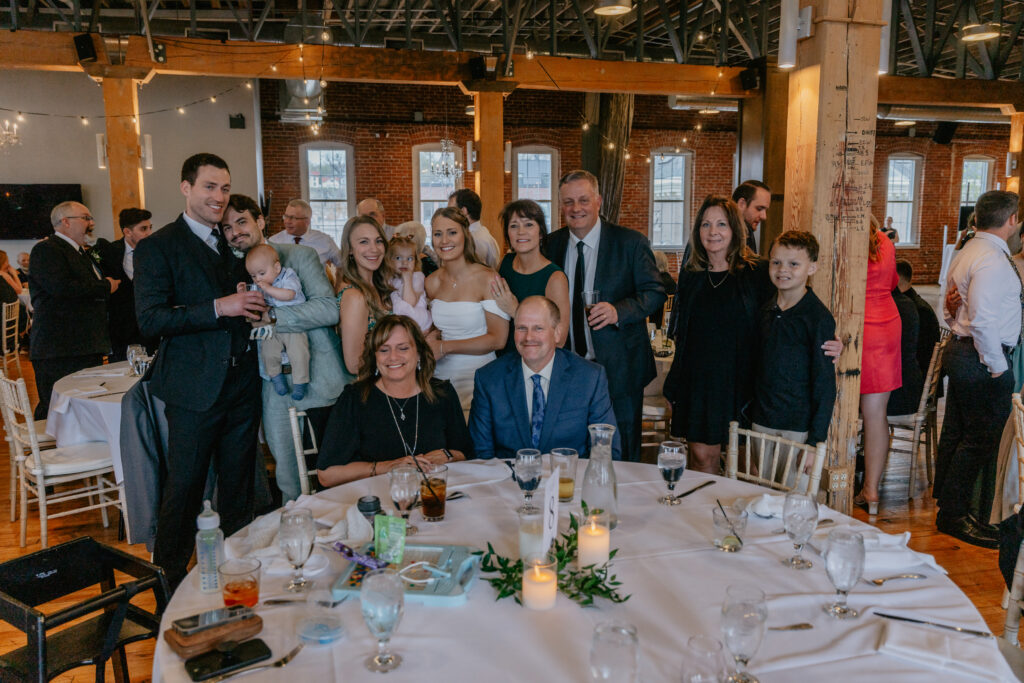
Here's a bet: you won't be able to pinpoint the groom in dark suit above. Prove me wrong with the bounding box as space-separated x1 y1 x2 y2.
547 170 666 462
29 201 120 419
135 153 267 589
469 296 620 460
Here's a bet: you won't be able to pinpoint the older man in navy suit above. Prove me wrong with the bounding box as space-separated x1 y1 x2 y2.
469 296 620 460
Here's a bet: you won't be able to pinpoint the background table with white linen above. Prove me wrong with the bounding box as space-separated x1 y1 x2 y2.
45 361 138 482
153 460 1015 682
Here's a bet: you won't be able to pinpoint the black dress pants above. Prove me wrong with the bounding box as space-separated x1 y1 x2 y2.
31 354 105 420
153 358 261 591
611 391 642 462
935 338 1014 522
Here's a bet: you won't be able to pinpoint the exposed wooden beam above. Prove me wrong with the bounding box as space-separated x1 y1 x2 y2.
878 74 1024 111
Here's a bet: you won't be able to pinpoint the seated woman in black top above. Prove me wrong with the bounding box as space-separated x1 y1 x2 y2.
317 314 473 487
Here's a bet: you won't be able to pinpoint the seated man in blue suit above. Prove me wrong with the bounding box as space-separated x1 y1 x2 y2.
470 295 621 460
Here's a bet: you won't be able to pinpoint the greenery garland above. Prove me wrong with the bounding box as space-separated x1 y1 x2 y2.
476 512 630 607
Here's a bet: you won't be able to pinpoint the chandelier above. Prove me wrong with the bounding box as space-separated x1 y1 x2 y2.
431 137 463 182
0 120 20 150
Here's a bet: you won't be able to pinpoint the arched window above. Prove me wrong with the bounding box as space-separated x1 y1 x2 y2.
884 152 923 245
960 155 995 209
512 144 560 229
299 141 354 245
649 148 693 248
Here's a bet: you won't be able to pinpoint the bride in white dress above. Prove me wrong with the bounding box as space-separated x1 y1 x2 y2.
425 206 509 413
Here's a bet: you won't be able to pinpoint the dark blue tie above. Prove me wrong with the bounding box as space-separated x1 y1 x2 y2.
530 374 546 449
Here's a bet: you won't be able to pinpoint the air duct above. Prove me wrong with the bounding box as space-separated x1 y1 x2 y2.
877 105 1009 125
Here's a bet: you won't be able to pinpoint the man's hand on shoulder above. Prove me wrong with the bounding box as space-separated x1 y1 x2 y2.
216 291 267 320
106 277 120 294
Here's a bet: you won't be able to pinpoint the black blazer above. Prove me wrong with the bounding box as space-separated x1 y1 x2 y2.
28 234 111 360
546 221 666 398
98 238 150 353
134 216 252 411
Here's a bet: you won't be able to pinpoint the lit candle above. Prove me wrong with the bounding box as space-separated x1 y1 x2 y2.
577 515 610 568
521 557 557 610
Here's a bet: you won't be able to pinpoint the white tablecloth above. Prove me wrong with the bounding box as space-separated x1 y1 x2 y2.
45 361 138 483
153 461 1014 682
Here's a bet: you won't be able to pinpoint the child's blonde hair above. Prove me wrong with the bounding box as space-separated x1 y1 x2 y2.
387 234 421 272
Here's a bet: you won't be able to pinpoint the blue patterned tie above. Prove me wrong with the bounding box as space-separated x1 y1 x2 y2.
530 374 546 449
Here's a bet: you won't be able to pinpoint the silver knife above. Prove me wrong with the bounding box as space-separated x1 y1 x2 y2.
875 611 993 638
675 480 715 500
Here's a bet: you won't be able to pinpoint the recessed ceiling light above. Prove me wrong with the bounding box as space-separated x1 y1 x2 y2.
961 23 1001 42
893 120 916 127
593 0 631 15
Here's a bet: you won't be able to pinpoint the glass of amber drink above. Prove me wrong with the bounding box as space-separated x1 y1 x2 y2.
219 558 261 607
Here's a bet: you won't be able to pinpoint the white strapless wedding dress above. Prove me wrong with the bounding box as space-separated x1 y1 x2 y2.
431 299 509 413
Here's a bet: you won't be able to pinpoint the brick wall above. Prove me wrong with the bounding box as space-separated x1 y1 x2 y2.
871 120 1009 283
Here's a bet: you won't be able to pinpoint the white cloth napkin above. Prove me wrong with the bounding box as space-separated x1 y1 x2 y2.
814 526 946 575
743 492 827 519
289 494 348 527
74 368 130 378
878 621 1005 681
50 385 106 414
225 504 373 561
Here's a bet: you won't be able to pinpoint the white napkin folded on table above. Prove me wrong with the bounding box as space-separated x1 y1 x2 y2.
744 493 828 520
289 494 348 527
814 526 946 575
74 369 130 378
878 621 1004 681
50 385 106 414
225 503 373 561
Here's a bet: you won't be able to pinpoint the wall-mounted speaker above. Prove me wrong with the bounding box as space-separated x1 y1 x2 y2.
933 121 958 145
74 34 97 63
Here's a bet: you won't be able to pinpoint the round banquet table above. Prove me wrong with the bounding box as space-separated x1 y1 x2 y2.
153 461 1014 682
45 361 138 483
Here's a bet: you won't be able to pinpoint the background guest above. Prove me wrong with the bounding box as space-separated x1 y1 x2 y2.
733 180 772 253
269 198 343 269
649 250 676 328
317 315 472 487
490 199 569 353
335 215 394 377
16 252 29 285
449 188 501 268
357 197 396 239
99 207 154 361
895 258 940 379
886 286 923 417
857 221 903 515
426 207 509 414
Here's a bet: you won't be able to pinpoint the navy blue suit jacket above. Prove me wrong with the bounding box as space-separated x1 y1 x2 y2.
469 348 621 460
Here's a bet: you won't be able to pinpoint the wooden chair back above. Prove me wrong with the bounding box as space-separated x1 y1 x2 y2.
288 407 320 496
0 374 42 473
726 421 826 497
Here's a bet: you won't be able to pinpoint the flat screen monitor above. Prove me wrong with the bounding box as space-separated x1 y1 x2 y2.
0 184 84 240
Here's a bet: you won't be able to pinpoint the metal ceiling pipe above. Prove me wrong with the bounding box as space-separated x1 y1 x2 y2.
877 105 1009 125
667 96 739 111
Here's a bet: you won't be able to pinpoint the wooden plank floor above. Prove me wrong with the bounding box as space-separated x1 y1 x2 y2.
0 352 1010 682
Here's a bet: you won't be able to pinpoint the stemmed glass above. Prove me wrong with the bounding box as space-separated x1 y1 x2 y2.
389 465 420 535
781 492 818 570
823 529 866 619
279 508 315 592
720 585 767 683
126 344 144 375
657 441 686 505
680 635 728 683
514 449 542 512
360 568 405 673
589 621 639 682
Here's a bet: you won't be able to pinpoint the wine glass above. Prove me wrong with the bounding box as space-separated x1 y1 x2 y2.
279 508 315 592
781 492 818 570
589 621 639 682
389 465 420 535
514 449 542 512
360 568 404 673
657 441 686 505
720 585 767 683
823 529 866 619
126 344 144 375
680 635 728 683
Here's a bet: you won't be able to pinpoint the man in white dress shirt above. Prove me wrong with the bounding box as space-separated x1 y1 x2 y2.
449 189 500 268
268 199 342 268
356 197 396 239
98 207 153 360
936 190 1023 549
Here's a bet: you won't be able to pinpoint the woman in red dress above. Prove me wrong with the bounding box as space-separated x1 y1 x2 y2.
858 222 902 514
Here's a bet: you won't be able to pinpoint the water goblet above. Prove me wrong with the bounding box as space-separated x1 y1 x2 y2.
279 508 316 592
657 441 686 505
360 568 404 673
823 529 866 619
589 621 639 682
720 585 767 683
781 492 818 570
388 465 420 535
126 344 144 375
681 635 728 683
514 449 542 511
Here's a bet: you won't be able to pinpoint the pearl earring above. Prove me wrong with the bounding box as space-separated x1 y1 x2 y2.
417 360 421 370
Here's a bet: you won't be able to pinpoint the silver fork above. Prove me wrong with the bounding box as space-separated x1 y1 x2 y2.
207 643 304 682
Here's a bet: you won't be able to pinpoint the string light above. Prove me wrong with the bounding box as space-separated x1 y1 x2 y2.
582 121 590 131
16 112 24 122
245 81 253 89
607 141 615 150
178 107 185 114
696 32 704 42
624 151 631 160
526 49 535 59
271 65 278 71
321 31 330 41
320 79 327 88
210 96 217 103
682 136 688 143
645 157 651 164
80 116 88 125
675 147 680 153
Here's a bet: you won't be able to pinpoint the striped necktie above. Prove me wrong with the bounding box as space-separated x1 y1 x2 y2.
530 374 546 449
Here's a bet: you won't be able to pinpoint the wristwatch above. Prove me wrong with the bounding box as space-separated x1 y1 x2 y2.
442 448 454 461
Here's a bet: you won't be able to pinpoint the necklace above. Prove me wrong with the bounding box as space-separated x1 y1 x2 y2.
707 269 730 289
389 394 414 421
384 390 419 457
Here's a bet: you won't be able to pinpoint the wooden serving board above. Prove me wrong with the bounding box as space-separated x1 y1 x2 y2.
163 615 264 659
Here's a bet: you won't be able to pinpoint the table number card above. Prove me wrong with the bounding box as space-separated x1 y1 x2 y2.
542 465 559 553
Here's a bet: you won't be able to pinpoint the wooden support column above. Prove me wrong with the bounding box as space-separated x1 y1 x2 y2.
1008 113 1024 195
101 77 144 220
473 91 505 241
782 0 884 513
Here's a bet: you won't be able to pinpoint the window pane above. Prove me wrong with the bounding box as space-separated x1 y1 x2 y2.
517 152 552 201
307 149 347 201
420 200 449 227
311 201 348 245
651 153 687 247
419 150 457 201
886 159 916 202
960 160 989 206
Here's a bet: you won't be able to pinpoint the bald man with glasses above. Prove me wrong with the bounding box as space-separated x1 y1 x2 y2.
29 201 120 418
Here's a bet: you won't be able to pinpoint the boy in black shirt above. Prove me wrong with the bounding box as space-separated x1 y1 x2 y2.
753 231 837 461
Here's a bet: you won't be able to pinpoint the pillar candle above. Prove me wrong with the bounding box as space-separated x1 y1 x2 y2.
522 564 557 610
578 519 610 567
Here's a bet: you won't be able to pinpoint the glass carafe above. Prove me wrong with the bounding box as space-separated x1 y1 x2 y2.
581 423 618 529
